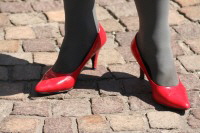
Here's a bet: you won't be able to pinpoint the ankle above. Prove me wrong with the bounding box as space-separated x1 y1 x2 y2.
66 19 99 33
137 27 171 45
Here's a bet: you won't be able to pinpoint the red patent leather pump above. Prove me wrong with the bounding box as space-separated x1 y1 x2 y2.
131 33 190 109
35 23 107 94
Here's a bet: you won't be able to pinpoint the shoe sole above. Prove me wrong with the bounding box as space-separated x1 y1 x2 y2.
36 88 74 95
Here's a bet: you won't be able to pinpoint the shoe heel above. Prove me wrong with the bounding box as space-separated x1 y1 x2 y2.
139 67 145 79
91 51 99 69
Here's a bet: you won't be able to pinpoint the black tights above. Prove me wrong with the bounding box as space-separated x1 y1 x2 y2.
52 0 178 86
52 0 98 73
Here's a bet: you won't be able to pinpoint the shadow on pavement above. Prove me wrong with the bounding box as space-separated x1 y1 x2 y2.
0 53 185 115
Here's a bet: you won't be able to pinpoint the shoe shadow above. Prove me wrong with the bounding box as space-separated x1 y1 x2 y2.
0 53 185 115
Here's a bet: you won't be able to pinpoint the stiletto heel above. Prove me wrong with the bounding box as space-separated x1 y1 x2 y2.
139 67 144 80
91 50 99 70
131 33 190 110
35 23 107 94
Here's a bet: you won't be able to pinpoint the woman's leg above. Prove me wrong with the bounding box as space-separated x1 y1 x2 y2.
52 0 98 73
134 0 179 86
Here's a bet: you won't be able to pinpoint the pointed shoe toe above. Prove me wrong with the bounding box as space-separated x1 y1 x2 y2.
35 68 76 93
151 80 190 109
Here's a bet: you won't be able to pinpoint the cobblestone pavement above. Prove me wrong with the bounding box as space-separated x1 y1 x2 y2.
0 0 200 132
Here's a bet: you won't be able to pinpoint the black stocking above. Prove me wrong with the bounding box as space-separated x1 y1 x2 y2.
52 0 98 73
134 0 179 86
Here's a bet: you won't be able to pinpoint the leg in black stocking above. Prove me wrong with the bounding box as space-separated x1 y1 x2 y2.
134 0 179 86
52 0 98 73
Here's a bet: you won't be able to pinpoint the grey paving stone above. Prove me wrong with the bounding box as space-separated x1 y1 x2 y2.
174 0 200 7
185 38 200 54
174 23 200 40
91 96 125 114
32 1 63 12
178 55 200 72
33 52 58 65
98 79 123 96
12 101 51 117
107 113 145 131
5 26 36 40
52 98 91 117
44 117 73 133
45 10 65 22
171 40 184 56
23 39 57 52
120 16 139 31
188 114 200 129
108 62 140 79
116 31 137 46
0 82 26 100
12 65 42 80
0 116 42 133
66 81 99 98
147 111 182 129
116 45 136 62
0 101 13 122
169 10 187 25
129 94 156 110
106 2 137 18
99 19 124 32
0 53 33 65
123 78 151 94
188 91 200 108
175 60 187 74
179 73 200 91
9 12 47 25
96 0 125 6
0 13 10 27
99 48 126 66
32 23 61 39
78 65 112 80
188 108 200 129
0 66 8 80
102 33 118 49
180 6 200 22
0 1 33 13
96 5 113 20
0 28 4 40
77 114 110 133
0 40 20 53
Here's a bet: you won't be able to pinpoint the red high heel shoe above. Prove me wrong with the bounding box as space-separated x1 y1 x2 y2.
35 23 107 94
131 33 190 109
